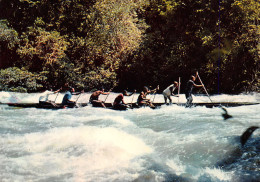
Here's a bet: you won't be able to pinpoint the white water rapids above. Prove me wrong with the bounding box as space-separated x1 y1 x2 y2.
0 91 259 182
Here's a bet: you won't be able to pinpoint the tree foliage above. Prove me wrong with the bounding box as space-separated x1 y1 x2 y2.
17 21 69 70
0 20 19 68
0 0 259 93
0 67 46 92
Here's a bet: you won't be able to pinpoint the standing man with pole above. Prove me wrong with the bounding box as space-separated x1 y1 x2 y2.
185 72 203 107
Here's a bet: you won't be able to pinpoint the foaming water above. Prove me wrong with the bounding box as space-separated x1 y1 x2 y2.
0 92 259 181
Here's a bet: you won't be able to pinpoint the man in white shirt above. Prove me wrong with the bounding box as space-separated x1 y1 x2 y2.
162 81 178 104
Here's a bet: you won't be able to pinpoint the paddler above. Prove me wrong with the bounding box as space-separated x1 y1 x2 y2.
137 86 159 108
38 83 71 106
113 90 136 110
89 88 110 108
61 87 79 108
185 72 203 107
162 81 179 104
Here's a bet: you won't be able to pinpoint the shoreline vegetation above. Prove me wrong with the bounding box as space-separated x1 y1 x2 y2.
0 0 259 94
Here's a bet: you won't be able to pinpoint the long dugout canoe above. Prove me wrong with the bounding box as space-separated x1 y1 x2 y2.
6 102 259 108
7 102 88 109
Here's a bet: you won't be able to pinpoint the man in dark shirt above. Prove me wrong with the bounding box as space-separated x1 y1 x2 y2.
137 86 159 108
113 90 136 110
185 72 203 107
89 88 110 108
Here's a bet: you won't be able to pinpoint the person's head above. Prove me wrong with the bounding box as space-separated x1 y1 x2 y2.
174 81 178 87
191 75 195 81
70 87 75 92
143 86 149 92
122 90 127 96
118 93 124 99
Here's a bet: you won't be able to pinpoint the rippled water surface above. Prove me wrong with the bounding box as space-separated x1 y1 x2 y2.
0 92 259 182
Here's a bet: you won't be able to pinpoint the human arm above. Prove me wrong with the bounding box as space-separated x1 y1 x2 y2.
102 92 110 95
72 89 84 95
150 85 159 93
72 92 81 95
171 91 179 97
127 90 136 96
54 87 62 93
170 84 178 96
193 82 203 88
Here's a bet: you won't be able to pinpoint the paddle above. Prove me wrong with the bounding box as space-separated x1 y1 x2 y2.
152 91 157 103
54 92 59 103
75 93 82 103
240 126 259 146
197 72 213 103
178 77 181 105
130 90 136 105
152 85 159 103
103 88 113 103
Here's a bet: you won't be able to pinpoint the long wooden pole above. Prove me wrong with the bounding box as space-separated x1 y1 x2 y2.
152 85 159 103
75 93 82 103
197 73 213 103
131 93 135 104
104 88 113 103
54 93 59 102
178 77 181 105
152 92 157 103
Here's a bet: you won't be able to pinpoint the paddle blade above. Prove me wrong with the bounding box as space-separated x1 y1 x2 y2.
240 126 259 146
221 107 233 120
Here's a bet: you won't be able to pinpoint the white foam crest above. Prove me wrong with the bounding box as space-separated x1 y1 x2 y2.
203 167 233 181
166 161 234 182
64 108 134 126
132 106 157 113
153 104 190 116
166 157 186 176
101 115 133 126
27 127 150 154
2 126 152 177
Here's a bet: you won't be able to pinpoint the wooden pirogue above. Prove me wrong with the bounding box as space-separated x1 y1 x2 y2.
6 102 259 109
7 101 88 109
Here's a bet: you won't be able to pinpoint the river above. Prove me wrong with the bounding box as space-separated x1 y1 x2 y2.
0 91 259 182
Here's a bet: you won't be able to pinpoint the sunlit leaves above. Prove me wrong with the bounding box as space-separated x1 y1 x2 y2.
0 67 47 92
18 25 69 66
0 20 19 49
84 0 148 71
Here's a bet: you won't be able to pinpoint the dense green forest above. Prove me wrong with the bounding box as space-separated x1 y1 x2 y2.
0 0 259 93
